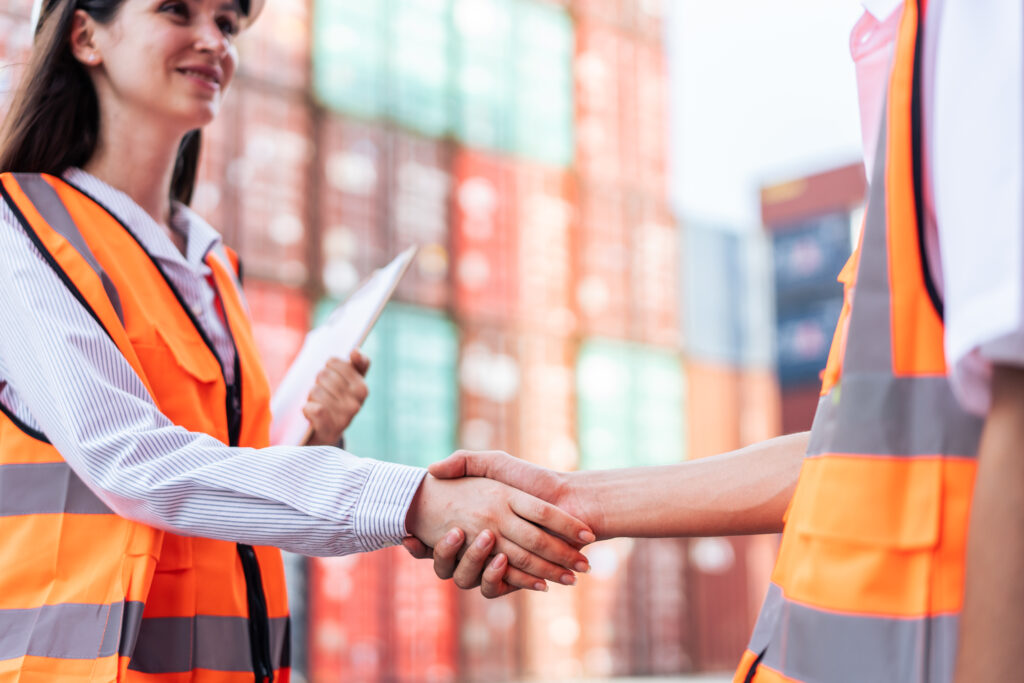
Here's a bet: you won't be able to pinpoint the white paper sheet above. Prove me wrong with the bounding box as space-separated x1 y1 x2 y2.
269 246 417 446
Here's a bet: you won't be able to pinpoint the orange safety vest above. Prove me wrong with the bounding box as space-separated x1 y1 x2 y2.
0 173 290 682
734 1 984 681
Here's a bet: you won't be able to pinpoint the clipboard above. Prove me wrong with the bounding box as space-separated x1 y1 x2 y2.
269 246 417 446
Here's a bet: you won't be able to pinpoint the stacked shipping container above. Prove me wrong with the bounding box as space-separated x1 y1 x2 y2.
0 0 797 679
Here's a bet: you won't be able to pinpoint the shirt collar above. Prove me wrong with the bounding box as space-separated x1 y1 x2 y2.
62 167 223 274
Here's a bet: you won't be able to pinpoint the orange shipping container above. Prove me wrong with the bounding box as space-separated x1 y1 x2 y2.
518 333 578 471
0 11 31 115
388 548 459 683
228 82 314 287
575 20 626 186
686 360 742 459
520 585 583 679
194 84 240 236
781 382 822 435
627 538 691 675
686 536 755 672
620 39 669 197
577 539 633 678
457 592 521 682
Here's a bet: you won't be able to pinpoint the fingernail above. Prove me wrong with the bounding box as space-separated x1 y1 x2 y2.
475 530 493 549
560 573 576 586
445 529 461 546
490 555 506 570
578 530 596 544
574 561 590 573
534 582 548 592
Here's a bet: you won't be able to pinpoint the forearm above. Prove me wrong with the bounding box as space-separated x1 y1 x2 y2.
955 365 1024 682
575 431 808 539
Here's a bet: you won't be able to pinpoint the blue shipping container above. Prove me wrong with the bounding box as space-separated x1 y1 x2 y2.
775 296 843 388
771 211 852 301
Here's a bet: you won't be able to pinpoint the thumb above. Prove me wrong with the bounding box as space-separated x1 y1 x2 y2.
427 451 471 479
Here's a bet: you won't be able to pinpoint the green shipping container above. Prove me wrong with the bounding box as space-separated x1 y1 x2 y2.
511 0 575 167
577 339 685 469
315 301 459 467
312 0 387 119
452 0 514 151
389 0 454 138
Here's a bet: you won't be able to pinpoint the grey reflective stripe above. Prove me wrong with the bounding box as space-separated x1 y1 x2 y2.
807 376 983 458
842 120 894 375
0 462 112 516
129 615 289 674
0 600 135 660
751 583 958 683
13 173 124 325
118 601 146 659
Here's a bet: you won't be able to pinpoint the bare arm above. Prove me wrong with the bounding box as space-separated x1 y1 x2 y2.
571 431 809 539
954 364 1024 682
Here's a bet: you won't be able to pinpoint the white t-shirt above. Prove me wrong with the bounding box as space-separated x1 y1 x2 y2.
854 0 1024 416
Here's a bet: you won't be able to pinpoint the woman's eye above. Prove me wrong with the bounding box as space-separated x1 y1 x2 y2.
159 1 189 18
217 16 239 37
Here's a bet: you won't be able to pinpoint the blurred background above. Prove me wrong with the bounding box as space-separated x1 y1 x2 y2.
1 0 870 680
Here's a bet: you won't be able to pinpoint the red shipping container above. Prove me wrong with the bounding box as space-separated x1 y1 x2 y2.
686 536 754 672
194 82 240 236
452 150 515 322
317 115 389 299
575 21 626 186
457 591 521 682
0 12 31 115
520 585 583 679
576 539 632 678
308 552 390 683
570 0 626 29
513 161 577 336
227 82 314 287
242 280 310 392
628 195 678 347
387 547 459 683
236 0 310 91
622 0 666 44
457 323 520 453
517 332 578 471
780 382 822 435
621 38 669 197
576 185 630 338
388 130 452 309
627 538 691 675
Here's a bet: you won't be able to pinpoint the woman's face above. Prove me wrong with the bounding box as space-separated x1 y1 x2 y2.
82 0 241 133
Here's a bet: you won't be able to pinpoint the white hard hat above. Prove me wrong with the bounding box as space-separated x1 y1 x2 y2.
31 0 265 35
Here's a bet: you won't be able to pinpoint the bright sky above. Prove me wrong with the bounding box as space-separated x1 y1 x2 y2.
666 0 866 229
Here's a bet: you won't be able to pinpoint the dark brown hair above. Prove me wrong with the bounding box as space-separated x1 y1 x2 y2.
0 0 205 204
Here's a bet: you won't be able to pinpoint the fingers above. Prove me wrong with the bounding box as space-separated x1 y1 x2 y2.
317 357 370 406
496 517 588 585
401 535 432 560
451 529 495 588
510 493 596 546
349 349 371 376
432 528 466 581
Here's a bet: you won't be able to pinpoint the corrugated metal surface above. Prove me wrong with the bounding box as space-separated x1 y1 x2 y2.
388 131 453 309
575 20 625 184
194 85 239 237
577 186 630 338
627 538 691 675
228 82 314 287
452 150 516 321
621 40 669 195
458 592 522 682
780 383 822 435
317 116 389 299
577 539 633 677
512 0 575 167
452 0 514 151
520 585 583 679
683 224 744 365
629 195 678 346
686 536 753 672
513 161 578 336
311 0 386 119
518 333 578 471
389 547 459 683
390 0 453 138
236 0 310 90
457 323 520 453
775 295 843 387
770 211 851 301
243 281 310 391
685 360 741 460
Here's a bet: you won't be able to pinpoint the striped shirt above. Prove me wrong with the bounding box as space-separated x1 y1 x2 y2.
0 168 425 556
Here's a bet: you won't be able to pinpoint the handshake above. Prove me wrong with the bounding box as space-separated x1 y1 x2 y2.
402 450 603 599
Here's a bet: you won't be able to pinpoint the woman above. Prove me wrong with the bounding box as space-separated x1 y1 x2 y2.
0 0 594 679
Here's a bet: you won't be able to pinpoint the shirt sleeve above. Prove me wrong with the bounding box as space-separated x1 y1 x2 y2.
930 0 1024 415
0 214 425 556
